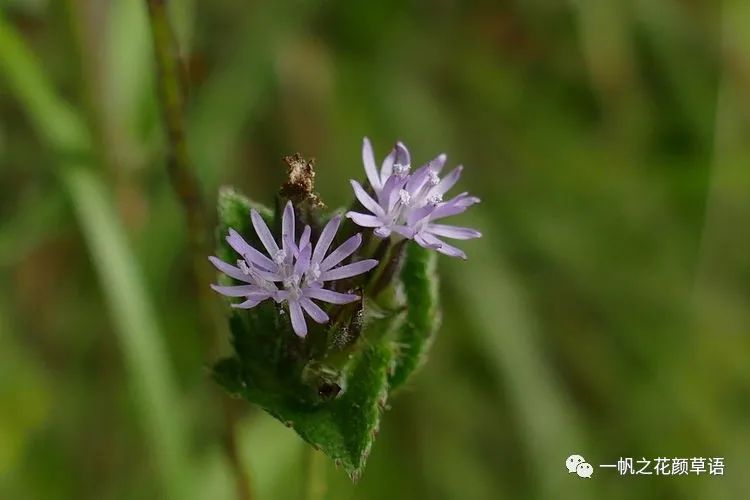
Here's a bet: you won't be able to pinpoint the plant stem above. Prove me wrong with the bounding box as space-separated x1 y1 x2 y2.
143 2 252 499
144 0 215 342
303 447 327 500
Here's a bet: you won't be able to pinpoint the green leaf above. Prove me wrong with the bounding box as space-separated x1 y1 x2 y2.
214 318 398 480
389 243 441 389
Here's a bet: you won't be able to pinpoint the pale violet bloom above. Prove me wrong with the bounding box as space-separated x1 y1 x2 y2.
210 201 378 337
347 138 481 259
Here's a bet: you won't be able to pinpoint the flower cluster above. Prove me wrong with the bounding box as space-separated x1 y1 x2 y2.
209 201 377 337
211 138 481 336
346 138 481 259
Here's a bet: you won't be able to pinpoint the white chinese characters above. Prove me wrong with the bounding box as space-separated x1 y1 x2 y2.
598 457 724 476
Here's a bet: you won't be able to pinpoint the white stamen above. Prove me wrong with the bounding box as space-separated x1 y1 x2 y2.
393 163 410 176
273 249 287 265
308 262 321 281
399 189 412 206
237 260 252 275
428 169 440 186
286 285 301 300
427 194 443 205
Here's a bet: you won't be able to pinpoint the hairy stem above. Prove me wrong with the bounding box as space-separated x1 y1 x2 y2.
143 2 252 498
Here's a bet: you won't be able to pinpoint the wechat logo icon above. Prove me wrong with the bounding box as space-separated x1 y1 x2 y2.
566 454 594 478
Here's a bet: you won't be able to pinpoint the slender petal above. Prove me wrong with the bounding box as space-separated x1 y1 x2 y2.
281 201 295 256
433 239 467 260
231 297 265 309
427 153 447 174
351 180 385 216
346 212 382 227
210 284 271 298
379 147 395 184
427 223 482 240
300 296 329 324
225 229 252 256
373 226 392 238
392 225 416 239
405 165 430 193
313 215 341 265
294 243 311 277
393 141 411 173
288 300 307 337
304 287 360 304
320 233 362 271
298 225 311 256
248 266 284 283
415 233 441 250
208 256 254 283
430 198 474 220
251 209 279 256
227 229 276 271
227 229 275 270
362 137 382 191
378 173 406 210
429 165 463 197
319 259 378 281
406 205 434 227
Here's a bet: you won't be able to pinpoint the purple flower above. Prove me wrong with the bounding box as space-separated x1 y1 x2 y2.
210 201 378 337
347 138 481 259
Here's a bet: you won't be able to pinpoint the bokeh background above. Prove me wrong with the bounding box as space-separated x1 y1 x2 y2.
2 0 750 499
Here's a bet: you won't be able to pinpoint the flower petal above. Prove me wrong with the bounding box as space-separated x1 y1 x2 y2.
427 153 447 174
304 287 360 304
294 243 312 277
300 296 329 324
362 137 382 191
405 164 430 193
250 267 285 282
434 240 467 260
251 209 279 256
351 180 385 216
208 256 254 283
288 300 307 337
391 225 416 239
426 223 482 240
394 141 411 171
379 174 406 211
281 201 295 256
225 228 251 255
231 297 265 309
406 205 435 227
320 233 362 271
429 165 463 197
346 212 383 227
210 284 270 298
319 259 378 281
227 229 275 270
430 194 479 220
414 233 442 250
418 232 467 259
297 225 311 257
313 215 341 265
380 147 395 184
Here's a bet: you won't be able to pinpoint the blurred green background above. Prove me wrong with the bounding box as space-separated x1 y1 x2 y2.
1 0 749 499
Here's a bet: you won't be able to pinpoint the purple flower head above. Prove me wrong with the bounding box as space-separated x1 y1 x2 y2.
347 138 482 259
210 201 378 337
